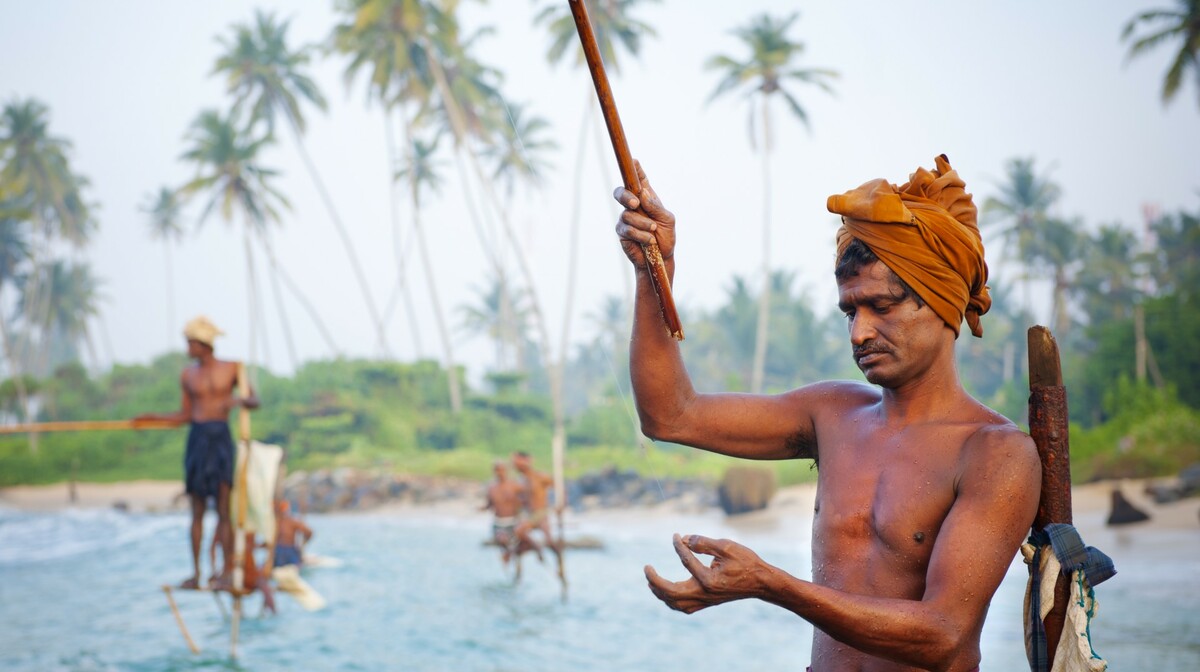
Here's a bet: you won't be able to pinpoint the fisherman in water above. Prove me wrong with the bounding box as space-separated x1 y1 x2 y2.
274 499 312 568
511 451 561 567
482 460 524 569
614 157 1040 671
135 316 259 591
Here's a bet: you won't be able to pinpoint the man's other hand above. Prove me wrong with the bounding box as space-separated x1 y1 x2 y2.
644 533 770 614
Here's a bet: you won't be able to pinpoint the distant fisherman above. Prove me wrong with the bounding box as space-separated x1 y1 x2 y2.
512 451 560 567
482 460 524 569
274 499 312 568
134 316 259 591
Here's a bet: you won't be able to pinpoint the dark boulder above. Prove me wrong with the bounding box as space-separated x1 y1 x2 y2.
717 467 777 515
1106 489 1151 526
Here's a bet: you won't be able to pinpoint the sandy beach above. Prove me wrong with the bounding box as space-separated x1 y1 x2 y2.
4 477 1197 540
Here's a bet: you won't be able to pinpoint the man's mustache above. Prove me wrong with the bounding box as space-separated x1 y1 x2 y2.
853 343 890 360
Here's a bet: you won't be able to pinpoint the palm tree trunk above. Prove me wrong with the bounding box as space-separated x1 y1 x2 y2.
272 264 341 356
1134 303 1147 384
409 182 462 413
243 229 267 370
285 118 390 357
584 92 634 334
386 109 424 358
258 233 299 371
750 97 773 394
164 241 176 352
421 45 564 510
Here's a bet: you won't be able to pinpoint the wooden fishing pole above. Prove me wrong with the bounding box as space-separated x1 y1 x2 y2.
231 361 252 658
1027 326 1072 669
0 419 179 435
568 0 683 340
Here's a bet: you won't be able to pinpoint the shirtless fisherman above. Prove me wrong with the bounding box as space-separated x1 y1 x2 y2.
614 157 1040 671
512 451 560 565
481 460 524 568
135 316 259 590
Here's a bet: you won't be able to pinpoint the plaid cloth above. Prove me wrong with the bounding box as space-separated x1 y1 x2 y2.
1026 523 1116 671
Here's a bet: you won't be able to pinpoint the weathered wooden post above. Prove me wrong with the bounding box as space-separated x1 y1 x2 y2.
1027 326 1072 668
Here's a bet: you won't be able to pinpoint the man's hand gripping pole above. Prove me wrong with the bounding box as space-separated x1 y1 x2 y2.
568 0 683 340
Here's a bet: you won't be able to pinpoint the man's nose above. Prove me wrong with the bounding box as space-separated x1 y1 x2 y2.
849 313 877 346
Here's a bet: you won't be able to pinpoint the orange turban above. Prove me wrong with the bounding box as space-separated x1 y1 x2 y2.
826 154 991 338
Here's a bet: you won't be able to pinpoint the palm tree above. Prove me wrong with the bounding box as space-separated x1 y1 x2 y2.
143 187 185 351
483 100 555 390
0 99 94 248
705 12 837 394
1076 224 1142 325
0 212 33 431
215 10 391 356
397 134 462 412
329 0 438 358
484 101 556 198
1 98 94 450
982 157 1061 314
1027 216 1083 336
179 108 302 368
459 269 530 373
535 0 659 77
17 260 102 371
535 0 656 354
1123 0 1200 108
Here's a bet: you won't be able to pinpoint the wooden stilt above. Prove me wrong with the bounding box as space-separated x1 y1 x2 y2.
162 586 200 655
213 591 229 622
1027 326 1073 669
231 595 242 658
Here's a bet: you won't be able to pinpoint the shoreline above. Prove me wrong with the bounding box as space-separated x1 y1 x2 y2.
2 478 1197 538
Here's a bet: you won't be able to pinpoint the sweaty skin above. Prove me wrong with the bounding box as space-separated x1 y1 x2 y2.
135 338 259 591
614 163 1040 672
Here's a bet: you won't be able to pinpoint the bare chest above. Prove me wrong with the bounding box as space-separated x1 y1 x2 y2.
184 364 235 400
811 422 970 586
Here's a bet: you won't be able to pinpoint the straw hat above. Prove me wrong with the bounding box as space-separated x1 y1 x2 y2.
182 315 224 347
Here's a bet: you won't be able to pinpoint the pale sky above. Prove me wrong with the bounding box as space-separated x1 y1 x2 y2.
2 0 1197 379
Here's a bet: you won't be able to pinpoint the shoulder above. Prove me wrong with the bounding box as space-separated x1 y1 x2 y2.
783 380 880 410
959 421 1040 490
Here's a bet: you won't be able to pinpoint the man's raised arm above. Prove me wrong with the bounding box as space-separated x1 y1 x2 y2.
132 371 192 427
615 163 837 461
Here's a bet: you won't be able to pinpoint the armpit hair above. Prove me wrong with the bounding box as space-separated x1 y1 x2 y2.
785 429 818 466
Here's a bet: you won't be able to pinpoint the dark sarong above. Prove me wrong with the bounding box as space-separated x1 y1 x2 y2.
275 544 302 567
184 421 235 498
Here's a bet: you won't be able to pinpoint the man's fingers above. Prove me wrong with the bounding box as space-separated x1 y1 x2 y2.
672 533 713 581
613 186 640 211
634 159 651 193
645 564 704 613
682 534 727 557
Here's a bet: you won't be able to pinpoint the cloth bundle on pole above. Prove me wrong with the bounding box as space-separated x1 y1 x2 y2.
1023 327 1115 672
230 439 283 546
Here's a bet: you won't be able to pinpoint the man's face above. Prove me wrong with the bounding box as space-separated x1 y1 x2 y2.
512 454 530 473
493 463 507 480
836 261 950 388
186 339 207 359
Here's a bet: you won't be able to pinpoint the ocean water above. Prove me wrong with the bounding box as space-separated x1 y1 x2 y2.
0 504 1196 671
